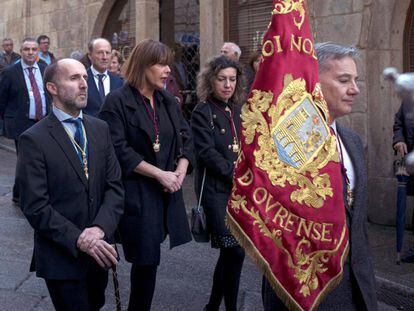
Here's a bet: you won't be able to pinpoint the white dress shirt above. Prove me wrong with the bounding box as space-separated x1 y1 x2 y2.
330 121 355 190
90 66 110 96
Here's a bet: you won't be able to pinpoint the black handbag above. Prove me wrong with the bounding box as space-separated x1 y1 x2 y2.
191 168 210 242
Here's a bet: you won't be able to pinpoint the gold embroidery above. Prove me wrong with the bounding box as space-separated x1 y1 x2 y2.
229 191 347 297
243 77 338 209
237 168 254 186
272 0 306 30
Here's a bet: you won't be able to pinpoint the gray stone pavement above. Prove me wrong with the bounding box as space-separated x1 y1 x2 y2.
0 137 413 310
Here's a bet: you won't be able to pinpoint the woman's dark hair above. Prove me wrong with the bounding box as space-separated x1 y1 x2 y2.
196 55 246 106
123 39 172 89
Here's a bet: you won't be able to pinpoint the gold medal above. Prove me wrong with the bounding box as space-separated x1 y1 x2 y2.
232 138 239 153
153 135 161 153
346 185 353 208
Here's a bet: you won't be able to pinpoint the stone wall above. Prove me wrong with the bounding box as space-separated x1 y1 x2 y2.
309 0 412 226
0 0 106 58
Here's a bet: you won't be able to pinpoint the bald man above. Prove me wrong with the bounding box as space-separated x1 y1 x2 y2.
84 38 123 116
17 59 124 311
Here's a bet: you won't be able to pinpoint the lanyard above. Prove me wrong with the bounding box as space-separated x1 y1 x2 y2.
334 130 353 207
139 92 161 152
63 125 89 179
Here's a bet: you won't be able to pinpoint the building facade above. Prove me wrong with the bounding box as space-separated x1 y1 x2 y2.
0 0 411 226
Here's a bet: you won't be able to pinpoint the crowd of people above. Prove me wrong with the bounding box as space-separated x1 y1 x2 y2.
0 33 380 311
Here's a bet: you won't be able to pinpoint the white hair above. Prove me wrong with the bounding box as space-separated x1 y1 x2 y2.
223 42 242 58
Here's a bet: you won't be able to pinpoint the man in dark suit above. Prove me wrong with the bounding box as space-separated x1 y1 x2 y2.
16 58 124 311
84 38 123 116
0 38 21 73
0 37 50 204
262 43 378 310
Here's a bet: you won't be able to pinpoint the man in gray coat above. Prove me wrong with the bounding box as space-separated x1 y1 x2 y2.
262 42 378 310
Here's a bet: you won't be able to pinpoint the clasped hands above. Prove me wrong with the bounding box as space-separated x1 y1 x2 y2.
157 169 186 193
77 226 118 269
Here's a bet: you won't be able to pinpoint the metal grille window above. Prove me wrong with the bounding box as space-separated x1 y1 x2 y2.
225 0 273 63
161 0 200 119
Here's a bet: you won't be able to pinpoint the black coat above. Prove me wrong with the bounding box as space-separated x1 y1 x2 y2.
191 99 241 235
99 84 194 265
16 113 124 279
84 68 123 117
0 61 51 140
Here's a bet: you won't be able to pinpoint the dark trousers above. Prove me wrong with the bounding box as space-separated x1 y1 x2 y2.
128 264 158 311
45 263 108 311
262 263 365 311
12 139 19 200
206 246 245 311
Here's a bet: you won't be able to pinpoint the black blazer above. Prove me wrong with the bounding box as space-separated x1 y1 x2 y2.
336 124 378 310
191 99 241 235
0 61 50 140
16 113 124 280
99 84 194 265
84 68 123 117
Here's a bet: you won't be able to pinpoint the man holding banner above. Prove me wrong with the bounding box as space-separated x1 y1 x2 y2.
261 42 378 310
226 1 377 310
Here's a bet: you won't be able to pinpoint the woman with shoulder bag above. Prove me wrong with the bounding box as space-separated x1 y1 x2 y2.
191 55 246 311
99 39 194 311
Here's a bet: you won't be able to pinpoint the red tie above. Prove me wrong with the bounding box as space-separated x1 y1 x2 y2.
27 67 43 121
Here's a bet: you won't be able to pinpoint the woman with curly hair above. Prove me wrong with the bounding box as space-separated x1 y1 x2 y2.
191 55 247 311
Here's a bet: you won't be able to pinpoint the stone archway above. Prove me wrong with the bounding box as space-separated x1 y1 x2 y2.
366 0 412 225
90 0 119 39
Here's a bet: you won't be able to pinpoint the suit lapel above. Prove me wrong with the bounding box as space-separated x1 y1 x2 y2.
109 73 118 91
16 64 29 101
336 124 363 218
87 68 102 105
47 113 89 189
125 85 157 144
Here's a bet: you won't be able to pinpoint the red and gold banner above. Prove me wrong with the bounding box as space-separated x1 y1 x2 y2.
226 1 349 310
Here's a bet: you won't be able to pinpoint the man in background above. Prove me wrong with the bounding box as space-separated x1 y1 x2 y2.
37 35 56 65
220 42 242 61
0 37 49 204
0 38 20 73
84 38 123 116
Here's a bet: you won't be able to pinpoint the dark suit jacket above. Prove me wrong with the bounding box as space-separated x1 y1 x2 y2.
84 68 123 117
336 124 378 310
0 62 50 140
99 85 193 265
16 112 124 280
191 99 241 235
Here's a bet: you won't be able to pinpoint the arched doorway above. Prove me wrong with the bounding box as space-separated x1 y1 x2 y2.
101 0 136 61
